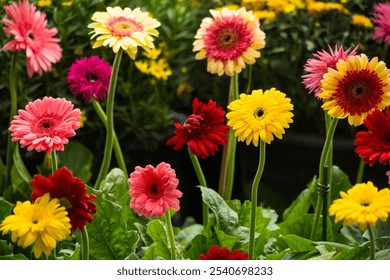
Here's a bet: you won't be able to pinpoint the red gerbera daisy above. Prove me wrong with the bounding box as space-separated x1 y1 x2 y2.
9 96 81 153
302 45 357 97
67 56 112 102
31 167 97 233
354 107 390 166
128 162 182 218
166 98 230 159
200 245 248 260
2 0 62 77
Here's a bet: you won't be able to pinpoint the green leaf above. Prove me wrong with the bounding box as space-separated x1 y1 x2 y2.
0 240 28 260
278 234 316 253
87 187 139 260
101 168 144 231
10 147 32 200
144 219 170 260
184 234 217 260
57 141 93 183
215 227 242 250
279 214 334 241
176 224 204 248
199 186 239 232
0 198 13 222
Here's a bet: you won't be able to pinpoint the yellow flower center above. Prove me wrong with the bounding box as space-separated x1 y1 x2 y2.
108 17 143 37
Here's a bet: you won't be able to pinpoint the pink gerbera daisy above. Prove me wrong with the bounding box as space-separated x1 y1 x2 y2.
67 56 112 102
371 3 390 45
166 98 230 159
128 162 182 218
9 97 81 153
2 0 62 77
193 7 266 76
302 45 358 97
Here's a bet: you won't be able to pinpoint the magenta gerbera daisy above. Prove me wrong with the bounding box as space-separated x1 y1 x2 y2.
354 107 390 166
128 162 182 218
193 7 266 76
302 45 358 97
371 3 390 45
9 97 81 153
67 56 112 102
200 245 248 260
31 167 96 233
166 98 230 159
2 0 62 77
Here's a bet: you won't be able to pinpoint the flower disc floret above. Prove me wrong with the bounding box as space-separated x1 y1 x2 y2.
193 7 266 76
9 97 81 153
329 181 390 230
128 162 182 218
88 6 161 59
0 193 71 258
319 54 390 126
226 88 294 145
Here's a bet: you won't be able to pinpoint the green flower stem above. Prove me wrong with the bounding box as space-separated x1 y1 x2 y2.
355 158 365 184
51 151 58 173
223 74 239 201
310 117 338 240
188 147 209 227
3 53 19 193
95 49 123 189
246 65 253 94
91 98 128 177
81 227 90 260
165 210 177 260
367 225 376 260
248 140 266 260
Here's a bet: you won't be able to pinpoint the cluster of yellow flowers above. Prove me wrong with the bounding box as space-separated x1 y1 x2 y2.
134 46 173 81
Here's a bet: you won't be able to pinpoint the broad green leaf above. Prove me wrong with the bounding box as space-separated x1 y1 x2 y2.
280 213 334 241
87 187 139 260
0 198 13 222
144 219 170 260
215 227 241 250
57 141 93 183
330 165 352 203
184 234 217 260
333 244 369 260
101 168 145 231
10 146 32 200
375 249 390 260
176 224 204 247
282 176 316 222
0 240 28 260
278 234 316 253
199 186 239 232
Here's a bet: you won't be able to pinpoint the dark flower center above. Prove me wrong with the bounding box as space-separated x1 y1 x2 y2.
148 183 163 199
184 114 206 136
217 28 239 51
335 69 384 115
255 108 265 118
35 117 58 135
86 73 98 83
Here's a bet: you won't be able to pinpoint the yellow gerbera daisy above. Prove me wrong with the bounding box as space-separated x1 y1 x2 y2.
329 181 390 231
226 88 294 145
319 54 390 126
88 6 161 59
0 193 71 258
193 7 266 76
